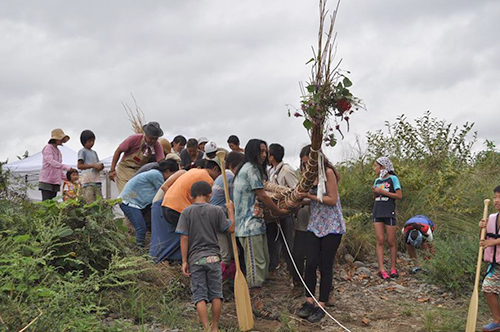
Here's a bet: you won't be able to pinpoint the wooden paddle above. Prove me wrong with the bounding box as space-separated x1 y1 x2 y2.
466 198 491 332
216 151 254 331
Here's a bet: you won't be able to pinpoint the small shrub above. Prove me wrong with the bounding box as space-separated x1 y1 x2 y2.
0 188 176 331
423 235 480 292
340 212 376 261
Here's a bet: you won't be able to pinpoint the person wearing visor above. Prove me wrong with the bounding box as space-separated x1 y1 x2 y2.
109 121 165 193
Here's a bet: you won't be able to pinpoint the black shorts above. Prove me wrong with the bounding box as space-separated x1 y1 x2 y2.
373 217 397 226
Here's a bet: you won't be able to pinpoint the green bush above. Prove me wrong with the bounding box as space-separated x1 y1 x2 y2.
423 235 479 292
0 175 188 331
1 196 135 330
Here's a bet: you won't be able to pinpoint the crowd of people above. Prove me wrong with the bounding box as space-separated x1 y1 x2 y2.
39 123 440 331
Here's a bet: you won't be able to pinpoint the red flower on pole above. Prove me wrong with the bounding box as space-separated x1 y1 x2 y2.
337 98 352 112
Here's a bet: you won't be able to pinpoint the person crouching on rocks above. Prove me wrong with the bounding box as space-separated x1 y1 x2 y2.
402 214 435 273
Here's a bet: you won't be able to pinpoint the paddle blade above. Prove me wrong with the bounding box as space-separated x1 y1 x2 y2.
465 286 479 332
234 269 254 331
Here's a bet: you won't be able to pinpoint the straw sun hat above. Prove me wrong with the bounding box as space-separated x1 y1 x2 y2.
49 128 70 143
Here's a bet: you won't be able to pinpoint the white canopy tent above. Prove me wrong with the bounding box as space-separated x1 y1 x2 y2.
4 146 118 201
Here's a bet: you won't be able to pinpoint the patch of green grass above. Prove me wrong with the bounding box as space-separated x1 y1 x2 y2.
422 235 481 293
423 307 466 332
275 312 299 332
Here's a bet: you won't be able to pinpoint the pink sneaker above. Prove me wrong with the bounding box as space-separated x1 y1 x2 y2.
378 270 390 280
390 269 399 278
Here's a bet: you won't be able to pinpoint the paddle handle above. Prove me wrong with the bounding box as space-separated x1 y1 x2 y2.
216 151 243 272
466 199 491 332
474 199 491 283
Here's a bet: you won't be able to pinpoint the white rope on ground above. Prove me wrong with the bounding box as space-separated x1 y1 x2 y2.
278 223 352 332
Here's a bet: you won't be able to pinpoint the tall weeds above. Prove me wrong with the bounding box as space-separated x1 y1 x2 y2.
0 174 187 331
338 112 500 292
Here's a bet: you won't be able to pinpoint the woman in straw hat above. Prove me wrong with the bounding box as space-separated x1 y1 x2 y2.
39 128 75 201
109 121 165 193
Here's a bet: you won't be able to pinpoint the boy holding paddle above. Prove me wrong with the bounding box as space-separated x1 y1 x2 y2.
479 185 500 332
176 181 236 332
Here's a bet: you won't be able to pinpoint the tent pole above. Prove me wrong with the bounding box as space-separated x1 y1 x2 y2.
105 171 111 199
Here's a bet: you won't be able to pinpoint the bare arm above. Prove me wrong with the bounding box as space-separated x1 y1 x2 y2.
373 186 403 200
77 160 103 171
180 235 190 277
161 170 186 192
481 238 500 247
307 168 338 206
109 147 123 181
226 201 236 233
255 188 288 215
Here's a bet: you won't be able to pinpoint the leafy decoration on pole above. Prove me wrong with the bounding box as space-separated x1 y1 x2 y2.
266 0 364 216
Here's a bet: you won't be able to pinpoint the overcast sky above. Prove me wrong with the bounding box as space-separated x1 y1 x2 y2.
1 0 498 168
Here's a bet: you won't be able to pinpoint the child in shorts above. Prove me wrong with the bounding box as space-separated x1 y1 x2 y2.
77 130 104 203
176 181 235 332
372 156 403 279
479 185 500 332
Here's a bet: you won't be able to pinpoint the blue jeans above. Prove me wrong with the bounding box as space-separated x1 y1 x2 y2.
120 203 147 247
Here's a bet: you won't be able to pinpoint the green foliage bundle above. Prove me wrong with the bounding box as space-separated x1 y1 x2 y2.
288 0 364 148
338 112 500 292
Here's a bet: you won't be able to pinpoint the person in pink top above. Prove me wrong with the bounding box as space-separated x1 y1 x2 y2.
109 122 165 193
39 128 75 201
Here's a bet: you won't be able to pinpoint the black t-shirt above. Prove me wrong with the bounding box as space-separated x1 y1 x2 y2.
180 149 203 170
372 175 401 219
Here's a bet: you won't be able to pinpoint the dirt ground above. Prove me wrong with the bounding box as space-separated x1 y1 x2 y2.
210 253 467 332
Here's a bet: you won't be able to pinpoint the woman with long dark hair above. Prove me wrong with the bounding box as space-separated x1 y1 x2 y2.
296 145 345 323
233 139 287 319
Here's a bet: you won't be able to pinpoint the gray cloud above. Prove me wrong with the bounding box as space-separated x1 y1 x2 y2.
1 0 499 167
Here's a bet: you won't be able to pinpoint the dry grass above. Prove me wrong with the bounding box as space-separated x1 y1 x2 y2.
122 94 146 134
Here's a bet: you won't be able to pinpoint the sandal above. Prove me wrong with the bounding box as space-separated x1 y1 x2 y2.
378 270 390 280
251 296 279 320
390 269 399 278
253 304 279 320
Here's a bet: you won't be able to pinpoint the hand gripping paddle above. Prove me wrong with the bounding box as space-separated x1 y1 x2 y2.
216 150 254 331
465 199 491 332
